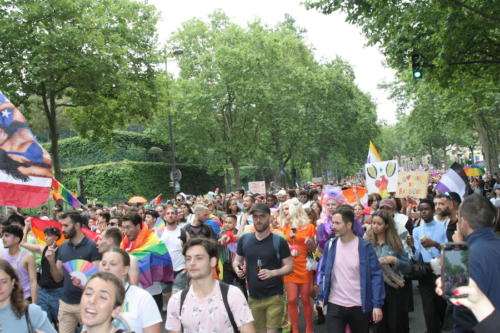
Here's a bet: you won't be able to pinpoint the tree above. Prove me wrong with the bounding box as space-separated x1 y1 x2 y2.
305 0 499 83
305 0 500 175
0 0 161 179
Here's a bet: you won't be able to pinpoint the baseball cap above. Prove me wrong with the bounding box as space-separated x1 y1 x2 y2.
249 203 271 215
277 190 287 196
379 199 396 210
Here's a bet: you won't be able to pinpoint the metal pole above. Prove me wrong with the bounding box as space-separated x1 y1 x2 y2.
165 50 183 196
165 57 178 195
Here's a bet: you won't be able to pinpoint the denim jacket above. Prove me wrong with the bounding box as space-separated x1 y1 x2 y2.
372 242 412 276
318 236 385 313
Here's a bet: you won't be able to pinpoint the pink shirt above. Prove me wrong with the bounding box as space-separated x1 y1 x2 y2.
329 237 362 307
165 281 254 332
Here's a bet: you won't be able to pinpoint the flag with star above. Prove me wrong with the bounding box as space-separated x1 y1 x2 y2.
0 92 52 207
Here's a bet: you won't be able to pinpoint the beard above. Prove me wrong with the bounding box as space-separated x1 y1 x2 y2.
64 226 76 239
441 208 451 217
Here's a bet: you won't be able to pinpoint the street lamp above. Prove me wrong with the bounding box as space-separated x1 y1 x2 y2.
165 49 184 195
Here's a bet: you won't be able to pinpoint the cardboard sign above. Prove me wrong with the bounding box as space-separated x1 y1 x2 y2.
396 171 429 199
365 160 398 198
248 181 266 195
312 177 323 184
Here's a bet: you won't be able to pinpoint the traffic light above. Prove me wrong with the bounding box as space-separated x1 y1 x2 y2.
412 54 423 79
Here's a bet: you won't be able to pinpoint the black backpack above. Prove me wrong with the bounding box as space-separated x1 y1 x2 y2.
179 281 239 332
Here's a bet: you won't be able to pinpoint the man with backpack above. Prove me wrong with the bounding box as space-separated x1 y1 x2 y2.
233 203 294 333
165 238 255 333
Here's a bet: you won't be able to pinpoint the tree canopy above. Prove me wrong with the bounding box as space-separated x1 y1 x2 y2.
0 0 162 179
145 11 378 187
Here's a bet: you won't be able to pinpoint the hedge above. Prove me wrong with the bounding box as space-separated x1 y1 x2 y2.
61 161 224 204
42 131 170 169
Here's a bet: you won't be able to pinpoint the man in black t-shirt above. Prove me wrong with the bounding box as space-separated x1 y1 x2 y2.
46 212 100 333
234 203 293 333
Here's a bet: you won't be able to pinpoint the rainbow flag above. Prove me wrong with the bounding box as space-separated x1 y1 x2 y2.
51 179 81 207
153 217 165 238
31 217 99 246
121 223 173 288
367 141 382 163
149 194 162 206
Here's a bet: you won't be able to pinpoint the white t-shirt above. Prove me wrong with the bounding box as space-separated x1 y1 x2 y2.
160 226 185 272
121 284 162 333
165 282 253 332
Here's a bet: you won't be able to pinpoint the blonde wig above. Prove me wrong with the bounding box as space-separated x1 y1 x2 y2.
278 198 309 229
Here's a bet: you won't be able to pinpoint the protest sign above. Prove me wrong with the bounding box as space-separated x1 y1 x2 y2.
365 160 398 198
396 171 429 199
248 181 266 195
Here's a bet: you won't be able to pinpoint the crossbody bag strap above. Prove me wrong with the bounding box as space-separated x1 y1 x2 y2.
25 304 34 333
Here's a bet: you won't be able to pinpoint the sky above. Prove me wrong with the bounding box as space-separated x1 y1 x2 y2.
148 0 398 124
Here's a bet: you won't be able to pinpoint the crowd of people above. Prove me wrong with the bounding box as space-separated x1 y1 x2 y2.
0 176 499 333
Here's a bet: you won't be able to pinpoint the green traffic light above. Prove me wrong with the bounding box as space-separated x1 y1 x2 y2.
413 70 423 79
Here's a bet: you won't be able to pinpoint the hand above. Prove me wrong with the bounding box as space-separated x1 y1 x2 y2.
235 263 246 279
452 229 464 242
449 278 495 322
218 234 230 245
71 276 84 289
406 235 414 248
379 256 397 265
305 237 315 249
420 238 438 249
319 300 327 313
257 269 275 280
372 308 383 323
44 245 57 263
24 217 32 232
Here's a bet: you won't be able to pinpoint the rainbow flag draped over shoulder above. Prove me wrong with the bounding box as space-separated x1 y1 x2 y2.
121 223 173 288
51 178 81 207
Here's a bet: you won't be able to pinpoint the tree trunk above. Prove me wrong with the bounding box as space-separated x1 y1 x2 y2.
41 89 61 181
230 158 241 189
475 118 500 176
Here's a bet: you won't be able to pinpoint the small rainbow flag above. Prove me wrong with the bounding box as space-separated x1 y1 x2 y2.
153 217 166 238
150 194 162 206
121 223 173 288
51 178 81 208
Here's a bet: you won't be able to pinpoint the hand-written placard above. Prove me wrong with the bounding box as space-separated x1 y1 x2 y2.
396 171 429 199
248 181 266 195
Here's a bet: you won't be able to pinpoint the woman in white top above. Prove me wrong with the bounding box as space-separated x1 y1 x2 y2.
100 249 162 333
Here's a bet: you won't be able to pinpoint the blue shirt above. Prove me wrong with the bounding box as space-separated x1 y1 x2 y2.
412 221 447 263
0 303 56 333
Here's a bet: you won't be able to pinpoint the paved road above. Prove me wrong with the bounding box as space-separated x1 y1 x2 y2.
301 280 426 332
161 281 427 332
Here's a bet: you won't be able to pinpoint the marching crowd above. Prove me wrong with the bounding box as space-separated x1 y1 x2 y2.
0 179 499 333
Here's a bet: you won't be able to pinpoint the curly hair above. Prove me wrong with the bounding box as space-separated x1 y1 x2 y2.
278 199 309 229
0 259 27 318
365 210 403 255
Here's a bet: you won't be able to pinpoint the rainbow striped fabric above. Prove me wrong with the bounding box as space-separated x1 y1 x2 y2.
150 194 162 206
121 223 173 287
31 217 99 246
51 178 81 207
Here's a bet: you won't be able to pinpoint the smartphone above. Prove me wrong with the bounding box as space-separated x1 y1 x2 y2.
441 242 469 298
